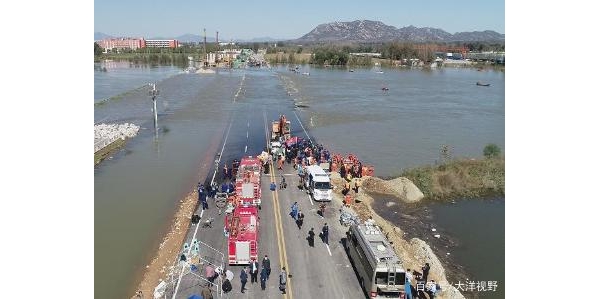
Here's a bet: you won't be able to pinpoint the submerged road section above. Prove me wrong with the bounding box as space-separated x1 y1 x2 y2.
157 70 364 299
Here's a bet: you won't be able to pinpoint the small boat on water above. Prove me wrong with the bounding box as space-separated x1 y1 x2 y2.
302 72 310 76
476 82 490 87
349 69 354 72
376 71 384 74
381 87 389 91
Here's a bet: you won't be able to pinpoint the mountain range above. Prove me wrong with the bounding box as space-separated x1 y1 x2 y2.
297 20 504 42
95 19 504 44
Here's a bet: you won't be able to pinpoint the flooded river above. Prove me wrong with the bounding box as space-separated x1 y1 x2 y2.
95 63 504 298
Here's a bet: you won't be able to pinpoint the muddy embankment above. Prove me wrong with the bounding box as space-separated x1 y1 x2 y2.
331 172 465 299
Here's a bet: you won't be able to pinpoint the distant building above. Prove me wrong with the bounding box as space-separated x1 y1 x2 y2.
349 52 382 57
99 38 145 51
145 39 179 48
98 38 179 51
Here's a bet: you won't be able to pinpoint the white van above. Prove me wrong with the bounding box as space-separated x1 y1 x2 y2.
304 165 332 201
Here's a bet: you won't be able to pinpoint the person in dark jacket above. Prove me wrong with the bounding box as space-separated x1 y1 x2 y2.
240 267 248 293
250 258 259 284
296 210 304 229
222 278 232 294
260 267 267 290
307 228 315 247
422 263 430 282
262 255 271 279
322 223 329 245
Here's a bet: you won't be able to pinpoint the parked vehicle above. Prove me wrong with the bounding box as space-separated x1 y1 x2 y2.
344 224 407 299
304 165 333 202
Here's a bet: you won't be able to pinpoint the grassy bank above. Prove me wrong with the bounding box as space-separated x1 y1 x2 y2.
401 157 505 200
94 138 126 165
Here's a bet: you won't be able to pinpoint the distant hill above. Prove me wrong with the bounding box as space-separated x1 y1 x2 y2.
94 32 114 41
296 20 504 42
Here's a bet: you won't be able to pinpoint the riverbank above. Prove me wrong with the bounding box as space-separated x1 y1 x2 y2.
400 157 505 201
330 172 465 299
129 189 199 299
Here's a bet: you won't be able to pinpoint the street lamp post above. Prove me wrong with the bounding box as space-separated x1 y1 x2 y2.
149 83 159 131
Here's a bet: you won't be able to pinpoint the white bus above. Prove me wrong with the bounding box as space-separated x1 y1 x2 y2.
304 165 332 201
344 224 407 299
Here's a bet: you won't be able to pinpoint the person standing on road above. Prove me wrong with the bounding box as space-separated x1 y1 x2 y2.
199 185 208 210
262 255 271 279
250 258 259 284
291 202 299 220
307 228 315 247
322 223 329 245
260 267 267 290
240 267 248 293
279 267 287 294
296 210 304 229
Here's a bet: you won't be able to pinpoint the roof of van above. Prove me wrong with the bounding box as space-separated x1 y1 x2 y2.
351 224 403 269
306 165 329 181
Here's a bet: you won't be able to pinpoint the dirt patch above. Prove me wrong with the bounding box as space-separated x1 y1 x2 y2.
129 191 199 299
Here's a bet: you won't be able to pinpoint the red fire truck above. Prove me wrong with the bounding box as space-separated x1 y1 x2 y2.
224 205 259 265
235 156 262 208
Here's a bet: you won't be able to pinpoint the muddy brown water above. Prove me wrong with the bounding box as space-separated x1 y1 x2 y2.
95 64 504 299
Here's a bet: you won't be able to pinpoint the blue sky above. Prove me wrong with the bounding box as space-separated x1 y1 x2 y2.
95 0 504 40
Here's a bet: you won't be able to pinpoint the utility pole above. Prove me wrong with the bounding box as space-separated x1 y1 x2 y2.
203 28 207 67
149 83 159 132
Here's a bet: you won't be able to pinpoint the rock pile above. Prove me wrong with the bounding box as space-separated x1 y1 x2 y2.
94 123 140 152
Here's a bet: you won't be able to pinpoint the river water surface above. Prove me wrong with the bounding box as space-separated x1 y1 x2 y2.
95 63 504 299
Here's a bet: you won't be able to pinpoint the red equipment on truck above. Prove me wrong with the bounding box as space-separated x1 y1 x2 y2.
224 206 259 265
235 156 262 208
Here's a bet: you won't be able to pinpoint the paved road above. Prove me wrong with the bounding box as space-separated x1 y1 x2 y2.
162 70 365 299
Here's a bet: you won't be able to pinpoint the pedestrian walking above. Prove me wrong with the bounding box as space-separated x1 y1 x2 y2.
296 210 304 229
262 255 271 279
354 178 361 194
260 267 267 290
250 258 259 284
290 202 299 220
322 223 329 245
279 267 287 294
422 263 430 282
240 267 248 293
307 228 315 247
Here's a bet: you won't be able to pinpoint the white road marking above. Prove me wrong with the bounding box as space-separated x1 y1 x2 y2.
245 145 247 153
293 110 313 145
173 118 233 298
307 194 314 206
325 244 332 256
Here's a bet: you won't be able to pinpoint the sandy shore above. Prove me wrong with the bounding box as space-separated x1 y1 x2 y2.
129 190 199 299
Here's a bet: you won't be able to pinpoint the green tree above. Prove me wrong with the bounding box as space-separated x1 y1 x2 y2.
94 42 103 56
483 144 501 159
